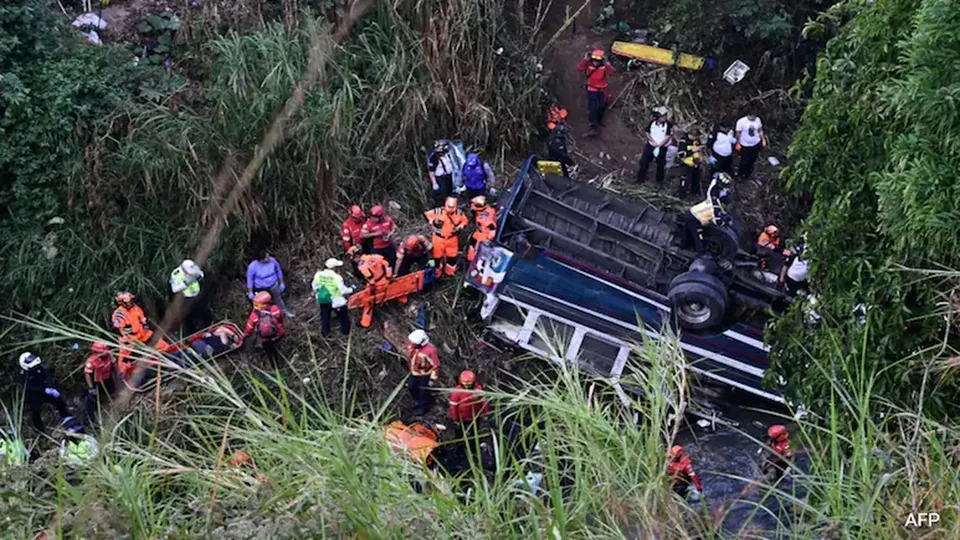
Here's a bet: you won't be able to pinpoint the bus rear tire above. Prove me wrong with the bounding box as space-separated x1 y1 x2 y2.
668 271 728 331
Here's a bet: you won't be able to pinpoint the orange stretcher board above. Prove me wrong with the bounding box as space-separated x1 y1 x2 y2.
348 269 434 310
611 41 706 71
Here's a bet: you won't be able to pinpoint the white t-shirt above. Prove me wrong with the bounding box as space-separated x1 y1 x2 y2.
787 257 809 282
736 116 763 147
712 130 735 157
648 120 671 146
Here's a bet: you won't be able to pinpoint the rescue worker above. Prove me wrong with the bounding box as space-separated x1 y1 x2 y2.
169 258 212 334
546 104 568 131
83 342 115 424
467 196 498 262
576 49 614 135
676 131 705 198
361 205 397 267
357 253 401 329
756 225 781 252
407 330 440 415
428 140 457 205
461 153 495 200
424 197 469 277
112 291 168 380
312 258 354 337
667 445 703 500
243 291 286 369
18 352 72 432
341 205 368 255
637 108 673 184
779 238 809 295
681 173 732 253
735 112 766 181
708 119 735 174
246 249 293 318
448 370 490 428
395 234 432 276
546 124 576 177
762 424 794 480
0 428 28 467
59 421 99 469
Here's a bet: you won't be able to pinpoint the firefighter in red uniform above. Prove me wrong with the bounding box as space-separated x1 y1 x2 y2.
667 445 703 500
395 234 432 276
448 370 490 428
467 196 498 262
407 330 440 414
576 49 614 135
341 205 367 254
762 424 794 480
361 205 398 267
83 342 115 423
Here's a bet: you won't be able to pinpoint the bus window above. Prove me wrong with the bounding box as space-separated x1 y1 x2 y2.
576 334 623 377
529 315 575 358
493 301 526 328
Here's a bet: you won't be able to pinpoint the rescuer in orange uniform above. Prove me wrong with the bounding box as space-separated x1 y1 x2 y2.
357 253 404 328
424 197 468 277
668 445 703 500
762 424 794 480
448 370 490 427
407 330 440 414
111 292 167 380
576 48 614 135
466 196 498 262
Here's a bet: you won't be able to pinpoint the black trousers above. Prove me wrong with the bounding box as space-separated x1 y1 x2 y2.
407 375 434 414
637 143 667 183
738 145 761 179
398 254 429 276
711 152 733 174
262 338 284 369
679 166 701 197
682 211 705 253
372 244 397 268
27 391 70 431
433 174 454 206
465 187 486 201
319 303 351 336
586 90 606 128
183 293 214 334
84 378 116 423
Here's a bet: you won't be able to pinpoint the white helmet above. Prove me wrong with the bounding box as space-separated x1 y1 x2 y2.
180 259 203 277
19 352 41 370
325 258 344 270
408 330 429 347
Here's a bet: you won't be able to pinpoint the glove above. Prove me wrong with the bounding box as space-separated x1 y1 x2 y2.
247 291 255 301
427 260 436 268
280 282 287 293
44 388 60 398
688 488 702 502
344 286 355 295
653 147 661 158
432 182 439 192
87 387 97 396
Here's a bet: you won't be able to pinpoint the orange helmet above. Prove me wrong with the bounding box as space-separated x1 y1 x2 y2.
115 291 134 305
404 235 420 250
347 245 362 258
349 205 365 220
369 205 384 217
444 197 458 212
668 445 684 460
767 424 788 441
764 225 780 238
471 196 487 210
228 450 253 468
253 291 272 306
91 342 109 354
459 370 476 387
590 49 605 60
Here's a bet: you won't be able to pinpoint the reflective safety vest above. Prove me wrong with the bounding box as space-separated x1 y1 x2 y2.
312 269 343 304
424 208 468 239
61 437 99 467
170 267 202 298
408 344 440 380
473 206 498 242
0 439 28 467
690 200 716 226
384 421 438 466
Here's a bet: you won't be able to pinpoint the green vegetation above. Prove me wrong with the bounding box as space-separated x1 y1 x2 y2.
772 0 960 414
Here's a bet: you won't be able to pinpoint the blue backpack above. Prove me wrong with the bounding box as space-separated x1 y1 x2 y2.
462 154 486 190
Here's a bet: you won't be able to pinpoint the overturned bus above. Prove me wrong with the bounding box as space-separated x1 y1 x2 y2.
465 157 790 406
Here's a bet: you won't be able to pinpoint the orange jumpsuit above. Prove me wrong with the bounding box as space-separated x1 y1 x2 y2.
467 204 498 262
424 206 468 276
357 254 400 328
112 304 167 379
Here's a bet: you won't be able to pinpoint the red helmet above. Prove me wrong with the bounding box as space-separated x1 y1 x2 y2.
458 370 476 387
471 196 487 210
115 291 134 305
767 424 788 441
369 205 384 217
668 445 684 460
91 342 109 353
590 49 605 60
404 235 420 250
253 291 272 305
349 205 365 220
444 197 458 212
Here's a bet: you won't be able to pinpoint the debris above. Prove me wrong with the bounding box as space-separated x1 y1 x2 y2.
47 216 65 226
767 156 781 167
696 419 711 429
302 377 312 384
612 42 709 71
723 60 751 84
72 13 107 30
378 342 393 352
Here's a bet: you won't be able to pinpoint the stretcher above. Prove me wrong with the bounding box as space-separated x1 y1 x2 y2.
121 321 244 392
347 268 436 310
611 41 710 71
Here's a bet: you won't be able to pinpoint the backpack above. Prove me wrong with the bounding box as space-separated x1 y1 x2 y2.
315 284 333 305
257 310 280 340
